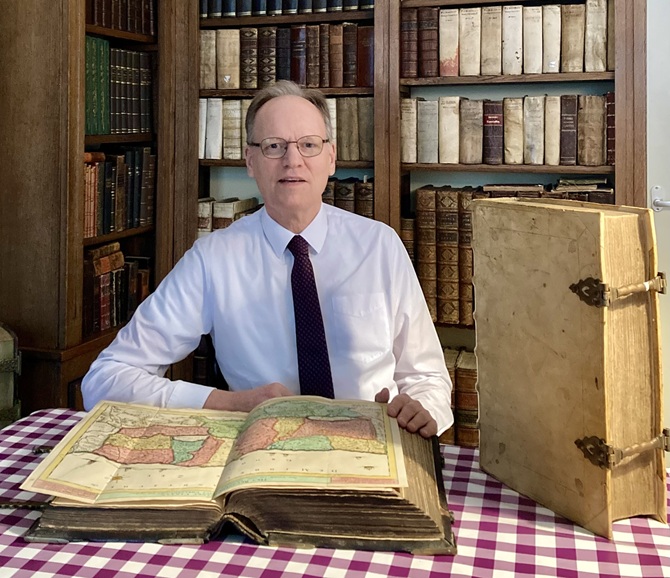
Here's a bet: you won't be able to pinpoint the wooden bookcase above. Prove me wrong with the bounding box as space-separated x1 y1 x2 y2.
0 0 195 413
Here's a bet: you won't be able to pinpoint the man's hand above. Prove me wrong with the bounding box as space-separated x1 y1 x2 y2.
375 388 438 438
204 382 293 413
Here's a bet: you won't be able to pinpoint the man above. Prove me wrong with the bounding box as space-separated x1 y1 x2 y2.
82 81 453 438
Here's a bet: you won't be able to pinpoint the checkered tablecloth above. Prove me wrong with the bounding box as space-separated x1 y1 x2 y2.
1 409 669 578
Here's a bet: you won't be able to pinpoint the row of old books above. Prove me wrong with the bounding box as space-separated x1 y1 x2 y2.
199 23 373 90
401 93 614 167
87 0 156 36
83 149 156 239
323 176 374 218
199 96 373 162
82 242 151 338
439 348 478 448
197 196 262 237
408 180 614 326
85 36 154 135
200 0 374 18
402 1 614 79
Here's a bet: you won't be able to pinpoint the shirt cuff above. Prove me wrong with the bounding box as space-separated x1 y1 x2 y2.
167 380 216 410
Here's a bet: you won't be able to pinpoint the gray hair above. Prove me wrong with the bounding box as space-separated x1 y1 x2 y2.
245 80 333 143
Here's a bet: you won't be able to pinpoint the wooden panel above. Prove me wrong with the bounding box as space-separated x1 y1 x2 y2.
374 0 392 228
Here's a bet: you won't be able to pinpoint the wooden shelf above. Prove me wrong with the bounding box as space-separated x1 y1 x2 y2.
200 87 374 98
200 10 374 28
83 225 154 247
404 0 523 8
402 164 615 174
200 159 374 169
85 133 154 145
85 24 155 43
402 72 614 86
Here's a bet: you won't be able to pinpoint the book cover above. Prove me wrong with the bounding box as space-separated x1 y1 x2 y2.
415 185 438 322
459 7 481 76
401 8 418 79
438 96 460 164
482 100 503 165
560 94 578 165
480 6 501 76
542 4 561 73
417 99 439 164
438 9 458 77
436 186 459 325
585 0 607 72
503 97 524 165
561 4 586 72
523 95 545 165
577 94 606 166
459 99 483 164
240 27 258 89
342 22 358 87
400 98 418 164
418 7 439 78
501 4 522 75
216 29 241 89
522 6 543 74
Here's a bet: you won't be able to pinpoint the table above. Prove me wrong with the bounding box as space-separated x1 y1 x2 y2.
1 409 669 578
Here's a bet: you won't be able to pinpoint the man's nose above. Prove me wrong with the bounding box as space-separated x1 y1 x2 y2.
282 142 304 165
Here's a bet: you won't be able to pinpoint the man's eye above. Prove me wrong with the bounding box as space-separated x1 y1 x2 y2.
302 142 316 149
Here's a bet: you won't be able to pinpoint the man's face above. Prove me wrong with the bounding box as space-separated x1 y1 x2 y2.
245 95 336 227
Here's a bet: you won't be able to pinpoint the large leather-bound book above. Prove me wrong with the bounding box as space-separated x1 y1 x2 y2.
276 27 291 81
560 94 578 165
23 399 456 554
306 24 321 88
400 97 418 163
342 22 358 87
544 95 561 166
291 24 307 87
482 100 503 165
328 23 344 87
400 8 418 78
458 7 481 76
472 198 667 539
435 186 459 325
503 97 523 165
258 26 277 88
438 96 459 164
459 98 483 165
415 185 438 321
216 29 240 89
357 25 374 88
561 4 586 72
522 6 542 74
606 91 615 166
523 95 545 165
501 4 522 75
240 27 258 89
319 23 330 87
480 6 501 76
417 99 438 164
417 7 439 78
357 96 374 162
542 4 561 73
200 30 217 89
336 97 359 161
585 0 607 72
438 8 458 76
577 94 606 166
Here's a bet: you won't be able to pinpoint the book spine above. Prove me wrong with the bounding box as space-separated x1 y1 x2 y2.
560 94 578 165
503 97 523 165
284 0 298 14
482 100 503 165
239 27 258 90
258 26 277 89
417 99 439 164
480 6 501 76
436 187 459 325
322 178 336 205
400 217 416 264
585 0 608 72
501 4 522 75
336 97 359 161
400 97 418 163
459 99 483 164
211 0 225 18
334 177 356 212
305 24 320 88
357 25 374 88
438 96 460 164
298 0 312 14
606 91 615 166
216 29 240 89
522 6 543 74
313 0 327 13
236 0 252 17
607 0 615 71
415 186 437 322
319 24 330 88
222 99 242 160
457 188 474 327
252 0 266 16
458 7 481 76
328 23 343 87
205 98 223 160
266 0 281 16
577 94 606 166
438 8 459 77
523 95 545 165
544 95 561 166
341 22 358 87
354 180 374 219
542 4 561 73
290 24 307 87
327 0 342 12
276 27 291 81
418 7 439 78
400 9 418 79
561 4 586 72
357 97 374 162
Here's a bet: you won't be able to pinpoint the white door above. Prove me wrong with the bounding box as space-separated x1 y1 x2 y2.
647 0 670 428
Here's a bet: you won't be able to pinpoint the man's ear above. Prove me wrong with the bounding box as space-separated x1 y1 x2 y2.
328 140 336 176
245 146 255 178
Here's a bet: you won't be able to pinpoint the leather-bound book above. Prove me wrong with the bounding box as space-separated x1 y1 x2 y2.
438 96 460 164
357 25 374 87
454 351 478 447
290 24 307 87
329 23 343 87
522 6 542 74
459 7 481 76
267 0 281 15
480 6 501 76
284 0 298 14
418 7 439 78
417 99 439 164
560 94 578 165
112 154 127 233
400 8 418 79
501 4 522 75
577 94 606 166
523 95 545 165
222 99 242 160
585 0 607 72
342 22 358 87
336 97 359 161
343 0 358 10
607 0 615 71
252 0 267 16
258 27 277 88
200 30 217 89
327 0 343 12
298 0 312 14
457 187 475 326
503 97 523 164
606 91 615 166
482 100 503 165
322 177 336 205
438 8 459 76
237 0 252 16
415 185 438 322
544 95 561 166
319 24 330 87
220 0 234 17
400 97 418 163
561 4 586 72
357 97 374 162
216 29 240 89
459 98 483 164
436 186 460 325
543 4 561 73
400 217 416 263
334 177 357 212
354 179 374 218
313 0 327 13
240 28 258 89
276 27 291 81
306 24 321 88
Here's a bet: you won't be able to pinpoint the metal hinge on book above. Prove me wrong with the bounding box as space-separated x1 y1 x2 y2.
570 272 667 308
575 429 670 470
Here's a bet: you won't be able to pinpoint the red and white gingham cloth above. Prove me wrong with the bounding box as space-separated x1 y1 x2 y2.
1 409 669 578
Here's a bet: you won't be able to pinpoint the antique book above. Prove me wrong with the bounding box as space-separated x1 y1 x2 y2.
480 6 502 76
606 91 615 166
438 96 460 164
299 0 312 14
267 0 282 15
252 0 267 15
354 178 374 218
560 94 578 165
23 399 456 554
459 7 481 76
357 97 374 162
457 188 475 326
472 198 667 539
482 100 503 165
222 99 242 160
219 0 232 17
607 0 615 71
522 6 543 74
334 177 356 212
258 26 277 89
503 97 524 165
205 98 223 160
438 8 459 77
418 7 439 78
454 351 478 447
240 99 252 150
328 23 344 87
501 4 522 75
357 25 374 88
322 177 336 205
276 27 291 81
435 186 459 325
561 4 586 72
415 185 438 321
239 27 258 90
199 99 207 160
200 30 217 89
523 95 545 165
237 0 252 16
216 29 241 89
544 95 561 166
284 0 298 14
542 4 561 73
342 22 358 87
197 197 215 235
438 348 459 445
326 98 337 145
319 23 330 87
212 197 259 229
401 8 419 78
577 94 606 166
400 216 416 263
585 0 607 72
306 24 321 88
417 99 439 164
291 24 307 87
401 97 418 164
459 98 483 165
336 97 359 161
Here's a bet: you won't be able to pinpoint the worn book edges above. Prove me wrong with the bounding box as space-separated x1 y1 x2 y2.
472 198 667 539
435 186 459 325
415 185 438 322
23 398 456 554
438 9 459 76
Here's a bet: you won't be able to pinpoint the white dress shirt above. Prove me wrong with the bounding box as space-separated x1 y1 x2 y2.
82 204 454 433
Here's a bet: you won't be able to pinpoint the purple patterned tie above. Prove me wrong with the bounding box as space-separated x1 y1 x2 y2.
287 235 335 398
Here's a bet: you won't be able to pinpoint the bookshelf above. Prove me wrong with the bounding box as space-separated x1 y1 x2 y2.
0 0 193 413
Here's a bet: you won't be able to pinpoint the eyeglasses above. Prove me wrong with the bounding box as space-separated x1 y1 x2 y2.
248 135 330 159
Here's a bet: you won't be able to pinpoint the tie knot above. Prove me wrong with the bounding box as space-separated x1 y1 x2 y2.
288 235 310 257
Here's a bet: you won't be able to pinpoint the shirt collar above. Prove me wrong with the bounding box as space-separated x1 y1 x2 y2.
261 205 328 258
